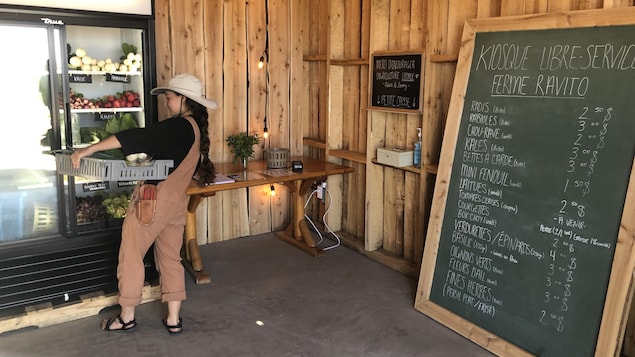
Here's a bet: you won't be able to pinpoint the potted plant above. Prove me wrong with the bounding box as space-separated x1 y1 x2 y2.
226 131 261 168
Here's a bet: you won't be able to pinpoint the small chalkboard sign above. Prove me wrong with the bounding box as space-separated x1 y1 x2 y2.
117 181 137 188
369 51 423 114
94 112 115 121
415 8 635 357
69 73 92 83
106 73 129 83
81 181 109 192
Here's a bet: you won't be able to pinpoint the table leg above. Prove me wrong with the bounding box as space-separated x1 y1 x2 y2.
275 179 324 257
182 194 210 284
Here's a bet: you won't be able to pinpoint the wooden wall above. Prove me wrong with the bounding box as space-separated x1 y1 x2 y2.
155 0 635 353
298 0 635 276
154 0 291 245
154 0 634 272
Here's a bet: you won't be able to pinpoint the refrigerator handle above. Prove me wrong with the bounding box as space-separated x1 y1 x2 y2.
64 102 73 148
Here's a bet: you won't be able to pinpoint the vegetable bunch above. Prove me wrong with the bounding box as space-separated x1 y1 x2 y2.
70 89 141 109
100 192 132 219
68 43 142 73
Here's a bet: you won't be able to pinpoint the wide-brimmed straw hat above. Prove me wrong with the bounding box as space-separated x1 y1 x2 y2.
151 73 218 109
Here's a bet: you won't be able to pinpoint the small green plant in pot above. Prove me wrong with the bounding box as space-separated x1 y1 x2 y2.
226 131 261 168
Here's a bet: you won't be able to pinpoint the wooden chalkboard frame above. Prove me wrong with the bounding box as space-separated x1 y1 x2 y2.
415 7 635 357
368 50 424 114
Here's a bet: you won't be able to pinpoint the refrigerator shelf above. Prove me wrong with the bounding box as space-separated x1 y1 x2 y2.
55 154 173 181
71 107 143 113
67 70 142 76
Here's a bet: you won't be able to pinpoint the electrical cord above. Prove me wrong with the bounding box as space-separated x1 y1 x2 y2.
321 188 341 250
304 190 324 246
303 186 341 251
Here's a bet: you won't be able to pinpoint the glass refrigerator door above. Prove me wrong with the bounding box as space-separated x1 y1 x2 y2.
63 25 145 236
0 22 63 243
0 20 148 242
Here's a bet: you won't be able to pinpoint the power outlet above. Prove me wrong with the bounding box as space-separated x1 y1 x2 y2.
317 181 327 202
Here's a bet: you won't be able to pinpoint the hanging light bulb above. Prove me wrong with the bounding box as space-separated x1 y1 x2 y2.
258 47 268 70
263 116 269 139
270 184 275 196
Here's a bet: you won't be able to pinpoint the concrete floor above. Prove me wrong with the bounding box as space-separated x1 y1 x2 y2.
0 233 495 357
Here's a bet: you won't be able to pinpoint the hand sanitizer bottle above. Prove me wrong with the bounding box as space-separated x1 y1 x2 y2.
413 128 422 168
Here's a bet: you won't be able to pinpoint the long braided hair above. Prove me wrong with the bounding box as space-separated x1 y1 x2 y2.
186 98 216 185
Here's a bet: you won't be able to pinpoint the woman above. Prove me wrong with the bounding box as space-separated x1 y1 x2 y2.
71 73 217 334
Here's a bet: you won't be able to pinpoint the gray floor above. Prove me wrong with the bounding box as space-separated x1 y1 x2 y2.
0 233 494 357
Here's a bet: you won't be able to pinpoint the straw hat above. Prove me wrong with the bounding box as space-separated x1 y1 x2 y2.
151 73 218 109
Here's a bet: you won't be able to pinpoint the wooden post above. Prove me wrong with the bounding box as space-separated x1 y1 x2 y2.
293 180 303 240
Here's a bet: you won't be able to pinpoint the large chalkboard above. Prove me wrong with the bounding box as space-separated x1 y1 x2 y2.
415 8 635 357
369 52 423 113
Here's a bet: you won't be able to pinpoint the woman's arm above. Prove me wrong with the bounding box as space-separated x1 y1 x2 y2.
70 135 122 168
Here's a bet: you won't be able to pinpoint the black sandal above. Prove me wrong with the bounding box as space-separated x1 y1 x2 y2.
163 317 183 335
101 315 137 332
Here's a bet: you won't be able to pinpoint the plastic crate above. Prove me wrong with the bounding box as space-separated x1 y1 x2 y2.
55 153 173 181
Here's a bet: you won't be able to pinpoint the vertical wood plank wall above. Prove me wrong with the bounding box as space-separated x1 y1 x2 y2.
155 0 635 353
153 0 634 270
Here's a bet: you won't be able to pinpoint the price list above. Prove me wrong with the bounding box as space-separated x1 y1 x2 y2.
431 96 628 356
537 106 614 333
434 97 540 321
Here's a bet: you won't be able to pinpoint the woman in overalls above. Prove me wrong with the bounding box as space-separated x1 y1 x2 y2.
71 73 217 334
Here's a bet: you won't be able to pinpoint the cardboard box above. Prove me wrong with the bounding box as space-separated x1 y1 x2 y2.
377 147 414 167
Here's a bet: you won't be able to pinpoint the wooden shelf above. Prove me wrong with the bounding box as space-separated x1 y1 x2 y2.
329 58 369 66
371 158 437 174
329 149 366 164
426 164 438 174
302 138 366 164
303 54 327 61
303 137 326 149
302 55 369 65
429 53 458 63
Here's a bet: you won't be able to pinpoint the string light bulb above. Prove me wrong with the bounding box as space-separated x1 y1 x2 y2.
258 47 268 70
270 184 275 196
263 116 269 138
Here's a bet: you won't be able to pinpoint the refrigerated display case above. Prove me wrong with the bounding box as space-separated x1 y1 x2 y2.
61 24 150 237
0 8 156 242
0 3 157 318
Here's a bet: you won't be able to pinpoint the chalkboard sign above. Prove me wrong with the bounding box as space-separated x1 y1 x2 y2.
106 73 130 83
415 8 635 357
369 51 423 113
69 73 92 83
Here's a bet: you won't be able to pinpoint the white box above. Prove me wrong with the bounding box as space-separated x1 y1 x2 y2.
377 147 414 167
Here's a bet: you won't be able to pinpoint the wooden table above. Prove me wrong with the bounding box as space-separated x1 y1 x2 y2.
182 157 354 284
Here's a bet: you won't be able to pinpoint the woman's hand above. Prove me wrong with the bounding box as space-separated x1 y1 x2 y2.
71 148 91 168
69 135 123 169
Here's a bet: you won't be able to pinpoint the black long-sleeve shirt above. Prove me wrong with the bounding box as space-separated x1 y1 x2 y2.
115 116 195 178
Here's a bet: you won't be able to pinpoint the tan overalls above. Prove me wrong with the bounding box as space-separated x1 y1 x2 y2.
118 116 200 306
